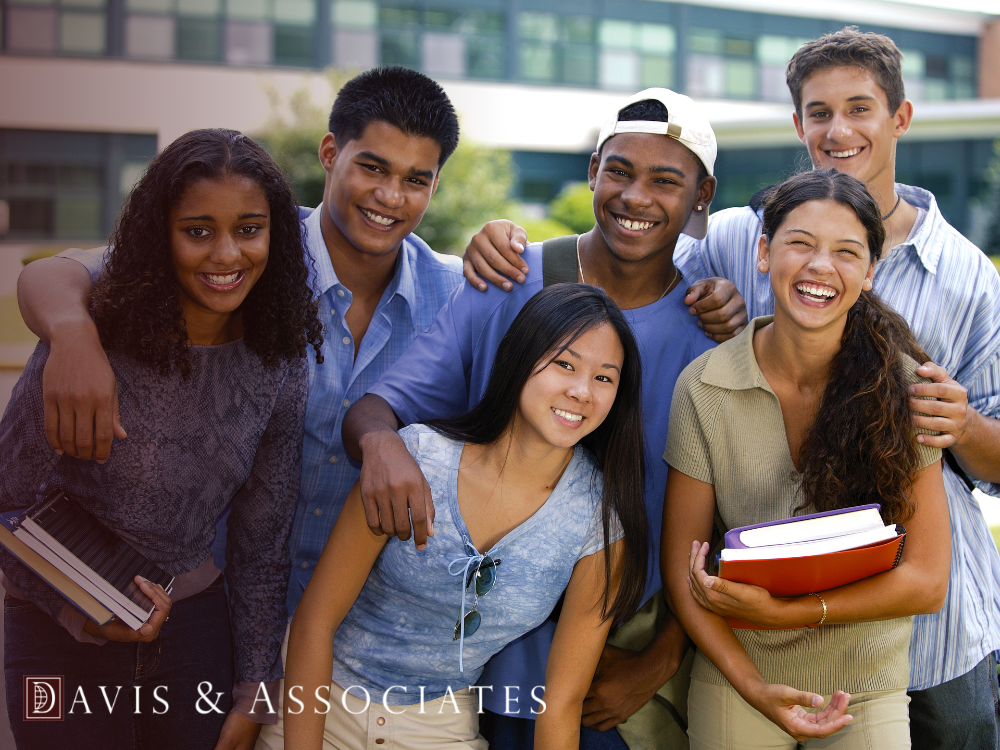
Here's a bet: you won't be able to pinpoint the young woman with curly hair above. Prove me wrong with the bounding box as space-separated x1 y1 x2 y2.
0 128 322 750
662 169 950 749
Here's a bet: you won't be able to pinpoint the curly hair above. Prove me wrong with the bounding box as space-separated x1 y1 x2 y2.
762 170 928 523
92 128 323 377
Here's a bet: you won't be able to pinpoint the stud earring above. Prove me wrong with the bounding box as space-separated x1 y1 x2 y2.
863 278 873 290
695 205 703 211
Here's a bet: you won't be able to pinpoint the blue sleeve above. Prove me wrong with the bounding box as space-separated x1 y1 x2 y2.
953 253 1000 497
368 285 474 426
56 246 108 285
369 266 542 426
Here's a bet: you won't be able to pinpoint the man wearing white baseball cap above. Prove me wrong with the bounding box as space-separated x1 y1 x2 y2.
342 89 748 750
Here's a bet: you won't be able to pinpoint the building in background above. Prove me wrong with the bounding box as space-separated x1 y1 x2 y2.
1 0 999 245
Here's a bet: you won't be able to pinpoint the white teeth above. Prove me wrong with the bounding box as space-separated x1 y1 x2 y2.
362 208 396 226
553 408 583 422
615 216 653 231
205 272 240 285
796 283 836 299
828 148 861 158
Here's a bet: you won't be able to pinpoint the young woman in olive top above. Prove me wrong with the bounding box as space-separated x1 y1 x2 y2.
662 170 949 748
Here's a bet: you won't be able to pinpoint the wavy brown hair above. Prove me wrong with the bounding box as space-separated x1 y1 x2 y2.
92 128 323 378
763 170 928 523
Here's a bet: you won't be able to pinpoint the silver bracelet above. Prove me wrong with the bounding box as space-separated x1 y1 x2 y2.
808 592 827 626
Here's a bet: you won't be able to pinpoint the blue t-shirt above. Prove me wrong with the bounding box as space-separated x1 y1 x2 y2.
369 240 714 716
331 424 616 705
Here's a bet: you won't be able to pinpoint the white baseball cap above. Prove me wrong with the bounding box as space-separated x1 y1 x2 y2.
596 88 717 240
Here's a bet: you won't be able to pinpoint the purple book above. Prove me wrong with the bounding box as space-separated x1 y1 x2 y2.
724 504 883 550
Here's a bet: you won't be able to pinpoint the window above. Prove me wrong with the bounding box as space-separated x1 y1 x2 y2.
330 4 505 80
598 19 674 90
5 0 107 55
0 130 156 241
686 27 754 99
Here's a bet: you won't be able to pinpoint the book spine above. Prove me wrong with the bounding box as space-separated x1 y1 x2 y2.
892 528 907 569
11 529 139 628
18 520 151 624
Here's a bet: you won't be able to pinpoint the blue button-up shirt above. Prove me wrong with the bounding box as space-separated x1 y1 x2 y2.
675 184 1000 690
285 205 463 613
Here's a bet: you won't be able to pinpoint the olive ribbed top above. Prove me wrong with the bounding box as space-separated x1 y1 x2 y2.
664 316 941 695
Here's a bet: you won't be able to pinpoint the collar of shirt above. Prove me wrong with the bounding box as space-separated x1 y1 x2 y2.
891 183 944 276
301 205 419 327
700 316 773 392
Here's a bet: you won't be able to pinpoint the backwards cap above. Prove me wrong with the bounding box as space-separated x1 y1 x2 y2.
596 88 717 239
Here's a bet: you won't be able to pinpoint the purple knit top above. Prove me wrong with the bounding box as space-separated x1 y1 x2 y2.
0 338 306 688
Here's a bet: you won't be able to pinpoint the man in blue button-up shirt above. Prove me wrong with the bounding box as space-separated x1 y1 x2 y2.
15 67 466 622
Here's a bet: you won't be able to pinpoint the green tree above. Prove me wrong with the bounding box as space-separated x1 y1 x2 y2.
254 71 346 208
548 182 595 234
414 143 515 253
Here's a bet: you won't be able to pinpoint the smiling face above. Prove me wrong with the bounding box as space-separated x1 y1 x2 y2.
588 133 714 263
514 323 625 451
758 199 875 335
793 66 912 190
170 174 270 342
319 120 441 259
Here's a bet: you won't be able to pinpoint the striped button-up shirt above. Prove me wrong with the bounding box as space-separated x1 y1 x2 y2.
286 205 463 613
675 183 1000 690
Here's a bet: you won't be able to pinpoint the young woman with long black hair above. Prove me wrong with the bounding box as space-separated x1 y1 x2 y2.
662 169 950 748
0 128 323 749
265 284 649 750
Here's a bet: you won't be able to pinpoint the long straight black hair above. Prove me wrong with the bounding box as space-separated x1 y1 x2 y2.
427 284 648 625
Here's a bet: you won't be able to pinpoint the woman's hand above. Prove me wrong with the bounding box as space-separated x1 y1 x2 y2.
687 541 787 628
746 683 852 741
82 576 172 642
213 711 263 750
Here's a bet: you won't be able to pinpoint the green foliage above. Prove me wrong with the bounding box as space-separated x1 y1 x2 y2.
548 182 595 235
506 209 573 243
254 71 347 209
984 141 1000 257
414 143 515 253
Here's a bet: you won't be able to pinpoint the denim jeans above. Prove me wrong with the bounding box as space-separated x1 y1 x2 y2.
479 709 630 750
4 577 234 750
909 653 1000 750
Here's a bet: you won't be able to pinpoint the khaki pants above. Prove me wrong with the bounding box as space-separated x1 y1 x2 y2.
687 678 910 750
256 679 488 750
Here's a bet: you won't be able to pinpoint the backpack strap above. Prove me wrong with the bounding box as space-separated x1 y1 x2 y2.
542 234 580 288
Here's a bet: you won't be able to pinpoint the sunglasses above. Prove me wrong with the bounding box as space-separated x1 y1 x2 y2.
452 555 501 640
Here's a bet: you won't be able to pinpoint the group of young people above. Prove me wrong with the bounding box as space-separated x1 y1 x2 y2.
2 24 999 750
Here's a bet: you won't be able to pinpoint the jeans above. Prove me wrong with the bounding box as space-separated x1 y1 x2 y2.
908 653 1000 750
4 577 234 750
479 710 629 750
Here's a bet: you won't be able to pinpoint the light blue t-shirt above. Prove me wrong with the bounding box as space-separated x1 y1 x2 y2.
369 240 715 715
330 424 616 705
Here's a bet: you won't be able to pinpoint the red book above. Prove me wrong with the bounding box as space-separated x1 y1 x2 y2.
718 532 905 630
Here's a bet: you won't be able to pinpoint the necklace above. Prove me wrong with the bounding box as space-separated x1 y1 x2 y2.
576 235 679 301
881 193 902 222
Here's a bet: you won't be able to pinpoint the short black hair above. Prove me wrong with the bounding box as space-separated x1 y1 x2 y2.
600 99 708 183
328 66 459 167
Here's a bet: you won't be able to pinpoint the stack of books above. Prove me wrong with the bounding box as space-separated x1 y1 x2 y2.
718 504 905 629
0 489 174 629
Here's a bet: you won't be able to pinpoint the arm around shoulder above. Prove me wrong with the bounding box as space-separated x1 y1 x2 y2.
17 254 123 461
